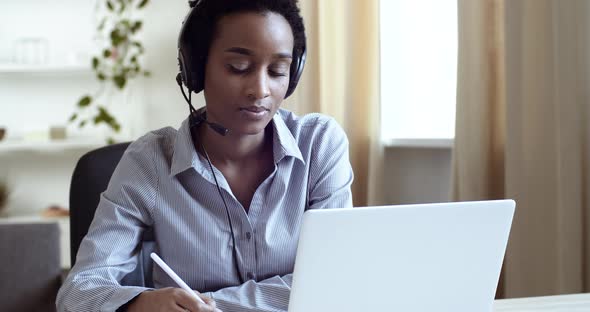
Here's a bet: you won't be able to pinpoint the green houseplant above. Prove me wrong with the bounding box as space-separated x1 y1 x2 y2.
70 0 151 143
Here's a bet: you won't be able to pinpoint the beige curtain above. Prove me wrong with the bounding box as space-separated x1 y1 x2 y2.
285 0 383 206
454 0 590 298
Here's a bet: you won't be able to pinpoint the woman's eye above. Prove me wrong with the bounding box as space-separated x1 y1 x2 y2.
269 64 290 77
227 63 250 73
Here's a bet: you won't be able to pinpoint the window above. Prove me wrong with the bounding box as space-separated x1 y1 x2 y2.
380 0 457 145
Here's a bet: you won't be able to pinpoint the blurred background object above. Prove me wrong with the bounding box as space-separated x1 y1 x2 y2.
49 125 67 140
41 205 69 218
69 0 151 144
0 180 9 216
0 222 61 311
12 37 49 65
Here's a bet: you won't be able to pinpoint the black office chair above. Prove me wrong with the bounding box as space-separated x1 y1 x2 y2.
69 142 154 287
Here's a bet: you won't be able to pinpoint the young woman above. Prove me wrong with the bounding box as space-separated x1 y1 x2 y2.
57 1 353 311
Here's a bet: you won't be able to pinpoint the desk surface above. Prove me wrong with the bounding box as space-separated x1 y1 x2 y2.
494 293 590 311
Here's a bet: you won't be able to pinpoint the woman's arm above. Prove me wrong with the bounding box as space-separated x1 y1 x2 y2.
57 139 158 311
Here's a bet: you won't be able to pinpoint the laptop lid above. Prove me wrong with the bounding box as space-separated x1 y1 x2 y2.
288 200 515 312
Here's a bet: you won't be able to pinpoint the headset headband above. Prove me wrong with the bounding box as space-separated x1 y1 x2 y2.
177 0 306 98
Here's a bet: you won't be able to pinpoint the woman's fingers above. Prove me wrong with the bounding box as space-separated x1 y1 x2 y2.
175 289 218 312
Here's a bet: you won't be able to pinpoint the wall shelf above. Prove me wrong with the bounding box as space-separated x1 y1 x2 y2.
0 138 106 153
0 63 91 74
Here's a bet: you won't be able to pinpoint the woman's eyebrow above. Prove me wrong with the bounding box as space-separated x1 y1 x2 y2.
224 47 252 55
224 47 292 59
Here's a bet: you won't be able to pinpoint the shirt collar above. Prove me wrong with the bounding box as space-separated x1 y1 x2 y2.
170 117 202 177
170 111 305 177
271 111 304 165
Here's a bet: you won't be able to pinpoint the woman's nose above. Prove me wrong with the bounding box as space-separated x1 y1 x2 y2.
245 71 271 100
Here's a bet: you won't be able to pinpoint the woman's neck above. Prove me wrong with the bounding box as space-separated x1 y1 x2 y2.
197 125 272 165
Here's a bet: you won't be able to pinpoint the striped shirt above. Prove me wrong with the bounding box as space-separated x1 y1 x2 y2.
57 109 354 312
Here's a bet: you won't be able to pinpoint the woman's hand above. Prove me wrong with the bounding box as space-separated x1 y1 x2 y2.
127 287 221 312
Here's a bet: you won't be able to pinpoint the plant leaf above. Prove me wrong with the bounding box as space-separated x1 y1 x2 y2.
79 120 87 128
110 29 126 47
77 95 92 107
98 18 107 31
117 0 126 13
110 120 121 132
131 21 142 33
143 70 151 77
103 49 112 58
92 57 99 69
68 113 78 122
131 41 145 53
95 107 122 133
97 72 107 81
106 0 114 11
138 0 149 9
113 75 127 89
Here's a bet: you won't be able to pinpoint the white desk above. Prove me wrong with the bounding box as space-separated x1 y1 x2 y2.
494 293 590 311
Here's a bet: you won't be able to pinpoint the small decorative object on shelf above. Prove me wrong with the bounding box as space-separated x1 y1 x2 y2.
0 181 9 216
49 126 67 140
41 205 70 218
69 0 151 144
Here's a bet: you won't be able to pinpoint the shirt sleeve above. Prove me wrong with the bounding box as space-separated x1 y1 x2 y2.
206 274 293 312
56 139 157 312
307 118 354 209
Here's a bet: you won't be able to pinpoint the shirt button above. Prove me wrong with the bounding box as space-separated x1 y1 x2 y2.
246 232 252 240
247 272 255 280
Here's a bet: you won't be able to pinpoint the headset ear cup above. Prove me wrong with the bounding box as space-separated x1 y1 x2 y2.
285 46 307 99
178 50 190 90
179 44 205 93
192 55 205 93
178 2 206 94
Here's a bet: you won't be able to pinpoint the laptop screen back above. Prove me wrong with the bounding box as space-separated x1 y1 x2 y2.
288 200 515 312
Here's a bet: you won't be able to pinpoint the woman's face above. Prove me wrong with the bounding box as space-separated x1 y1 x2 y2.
203 11 294 136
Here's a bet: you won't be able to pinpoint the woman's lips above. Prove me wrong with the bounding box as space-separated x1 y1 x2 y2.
240 106 269 113
239 106 270 120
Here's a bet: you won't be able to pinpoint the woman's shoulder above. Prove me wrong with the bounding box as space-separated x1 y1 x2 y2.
277 109 347 142
124 126 179 162
278 109 342 132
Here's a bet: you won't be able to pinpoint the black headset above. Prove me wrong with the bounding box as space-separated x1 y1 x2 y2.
176 0 307 98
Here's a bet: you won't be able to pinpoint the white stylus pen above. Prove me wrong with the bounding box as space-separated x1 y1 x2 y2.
150 252 205 304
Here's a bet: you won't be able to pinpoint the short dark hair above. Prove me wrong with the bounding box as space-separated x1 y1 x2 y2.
188 0 306 63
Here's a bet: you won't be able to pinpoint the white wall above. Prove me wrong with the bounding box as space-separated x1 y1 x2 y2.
0 149 89 216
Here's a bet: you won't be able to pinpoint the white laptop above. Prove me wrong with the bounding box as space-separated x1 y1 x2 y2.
288 200 515 312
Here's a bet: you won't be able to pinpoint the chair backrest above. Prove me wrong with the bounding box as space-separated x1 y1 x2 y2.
69 142 154 287
0 222 61 312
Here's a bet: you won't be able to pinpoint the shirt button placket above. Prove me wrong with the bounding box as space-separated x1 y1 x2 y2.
243 230 256 280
